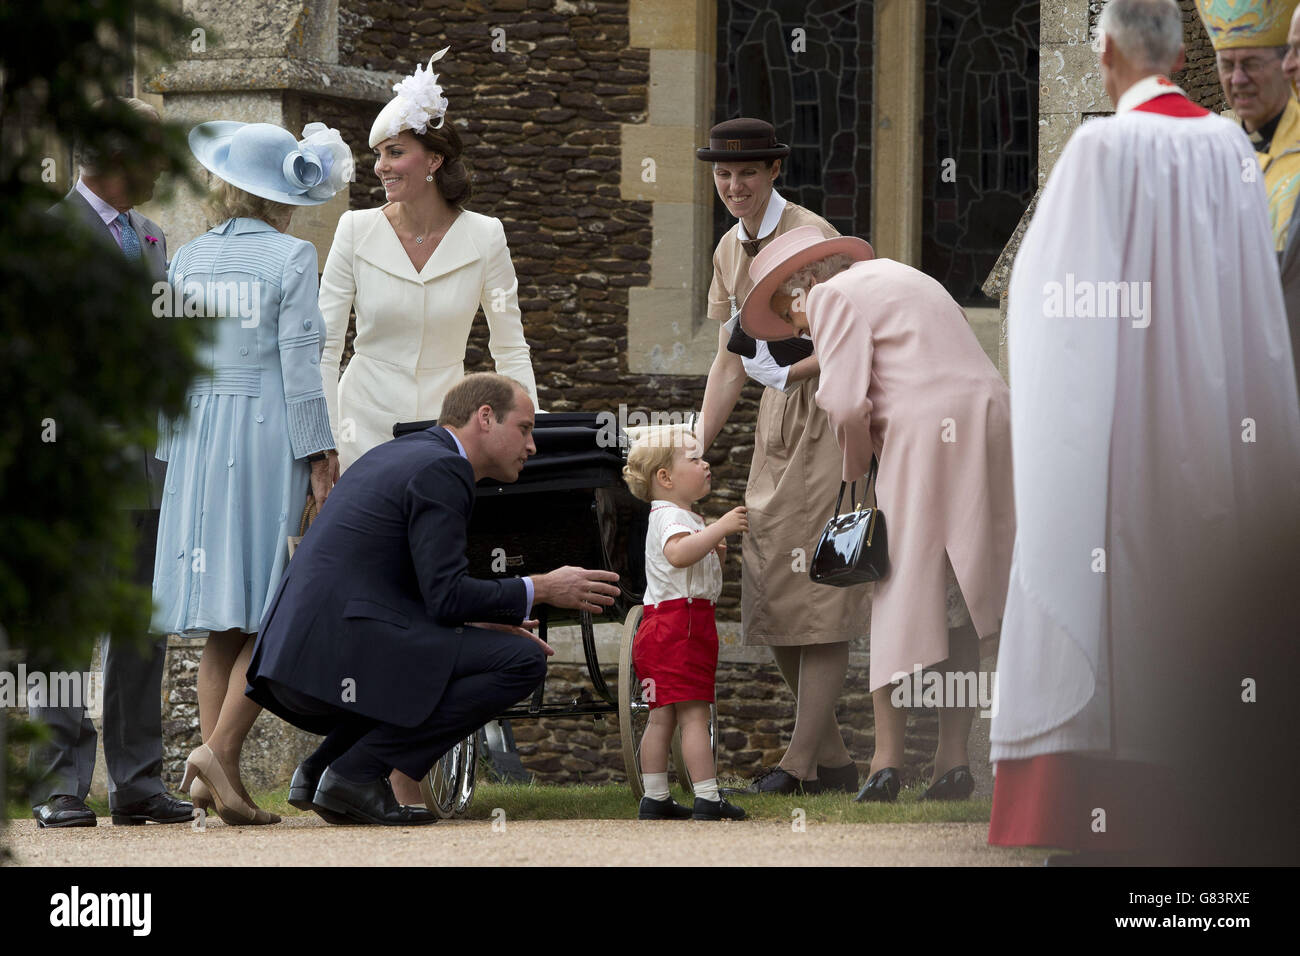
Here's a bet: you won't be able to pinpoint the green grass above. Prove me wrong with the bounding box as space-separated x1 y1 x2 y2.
10 781 991 825
454 782 991 824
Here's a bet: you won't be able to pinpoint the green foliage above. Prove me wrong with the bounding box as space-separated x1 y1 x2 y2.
0 0 208 669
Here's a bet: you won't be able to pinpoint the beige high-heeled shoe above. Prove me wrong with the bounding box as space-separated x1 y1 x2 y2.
191 778 213 811
180 744 280 826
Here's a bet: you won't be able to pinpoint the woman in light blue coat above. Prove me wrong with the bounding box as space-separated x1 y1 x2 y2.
153 121 351 824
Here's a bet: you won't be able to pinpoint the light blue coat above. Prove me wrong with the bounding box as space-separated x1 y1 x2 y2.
152 218 335 635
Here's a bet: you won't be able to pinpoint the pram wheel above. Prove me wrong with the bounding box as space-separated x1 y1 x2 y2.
421 732 478 818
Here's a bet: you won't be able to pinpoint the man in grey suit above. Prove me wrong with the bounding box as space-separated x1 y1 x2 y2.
28 97 193 827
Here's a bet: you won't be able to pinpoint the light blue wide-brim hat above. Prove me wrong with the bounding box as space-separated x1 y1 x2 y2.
189 121 354 206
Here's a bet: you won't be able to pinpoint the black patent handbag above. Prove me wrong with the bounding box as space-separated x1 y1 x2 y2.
809 455 889 587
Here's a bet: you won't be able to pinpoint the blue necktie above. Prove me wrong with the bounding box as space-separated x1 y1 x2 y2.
116 212 142 261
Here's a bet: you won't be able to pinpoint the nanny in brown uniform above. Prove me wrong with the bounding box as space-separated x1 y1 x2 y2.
692 118 871 795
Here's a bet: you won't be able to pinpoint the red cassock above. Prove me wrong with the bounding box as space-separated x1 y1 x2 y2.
632 597 719 708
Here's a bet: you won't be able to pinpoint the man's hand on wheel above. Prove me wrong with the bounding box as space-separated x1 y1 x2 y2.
467 619 554 656
531 566 621 614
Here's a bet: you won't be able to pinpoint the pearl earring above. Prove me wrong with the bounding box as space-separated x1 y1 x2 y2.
426 173 434 182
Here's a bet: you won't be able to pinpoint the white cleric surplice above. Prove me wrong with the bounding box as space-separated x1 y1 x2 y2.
991 88 1300 767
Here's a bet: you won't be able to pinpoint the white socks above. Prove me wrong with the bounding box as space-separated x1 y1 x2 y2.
693 777 720 802
645 774 723 803
643 772 670 802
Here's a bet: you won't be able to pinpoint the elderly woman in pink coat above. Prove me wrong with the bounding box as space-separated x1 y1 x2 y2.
740 226 1014 803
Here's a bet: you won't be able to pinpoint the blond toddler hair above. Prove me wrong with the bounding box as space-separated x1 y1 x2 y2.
622 423 698 502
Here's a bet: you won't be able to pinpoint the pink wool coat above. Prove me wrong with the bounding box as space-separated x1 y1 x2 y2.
807 258 1015 690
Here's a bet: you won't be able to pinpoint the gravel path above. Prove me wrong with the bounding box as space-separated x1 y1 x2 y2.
5 817 1043 866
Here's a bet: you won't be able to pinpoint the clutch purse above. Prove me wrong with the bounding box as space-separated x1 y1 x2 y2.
809 455 889 587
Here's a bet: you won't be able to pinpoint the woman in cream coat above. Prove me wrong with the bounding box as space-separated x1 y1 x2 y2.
319 51 540 805
320 50 539 473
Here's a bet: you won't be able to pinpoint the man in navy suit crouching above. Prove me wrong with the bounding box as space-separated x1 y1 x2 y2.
246 373 620 825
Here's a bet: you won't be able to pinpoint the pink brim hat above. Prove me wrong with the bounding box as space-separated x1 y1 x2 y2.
740 225 874 340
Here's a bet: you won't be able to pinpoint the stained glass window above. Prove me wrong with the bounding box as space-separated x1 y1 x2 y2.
922 0 1039 304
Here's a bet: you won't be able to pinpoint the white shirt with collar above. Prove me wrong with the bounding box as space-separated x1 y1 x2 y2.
736 188 788 242
730 189 795 390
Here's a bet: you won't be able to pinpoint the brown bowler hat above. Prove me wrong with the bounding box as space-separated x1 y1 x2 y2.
696 117 790 162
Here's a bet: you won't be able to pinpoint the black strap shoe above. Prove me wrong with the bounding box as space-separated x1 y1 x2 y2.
739 765 803 795
111 791 194 825
692 797 748 820
288 763 352 825
638 795 694 820
854 767 901 803
33 794 97 828
312 767 437 826
921 765 974 801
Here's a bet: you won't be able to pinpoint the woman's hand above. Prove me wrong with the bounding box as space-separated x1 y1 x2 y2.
785 352 820 385
310 455 334 507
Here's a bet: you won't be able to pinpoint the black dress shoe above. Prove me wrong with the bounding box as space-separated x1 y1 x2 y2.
111 792 194 825
312 767 437 826
814 762 859 794
638 795 694 820
33 794 97 829
740 766 804 795
854 767 901 803
288 763 352 825
921 765 975 801
692 797 747 820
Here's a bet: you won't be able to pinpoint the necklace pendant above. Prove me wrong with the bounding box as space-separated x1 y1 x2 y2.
415 235 424 244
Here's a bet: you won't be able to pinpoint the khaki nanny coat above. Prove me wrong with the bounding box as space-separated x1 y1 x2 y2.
710 199 872 646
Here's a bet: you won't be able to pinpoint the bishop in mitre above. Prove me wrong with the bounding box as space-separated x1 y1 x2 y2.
990 0 1300 862
1199 0 1300 390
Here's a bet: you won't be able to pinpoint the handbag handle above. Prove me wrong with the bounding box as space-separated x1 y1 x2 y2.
833 454 879 516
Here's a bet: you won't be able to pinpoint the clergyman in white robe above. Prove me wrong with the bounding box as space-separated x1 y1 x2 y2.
989 74 1300 857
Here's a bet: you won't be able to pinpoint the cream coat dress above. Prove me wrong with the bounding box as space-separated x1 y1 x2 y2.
319 206 540 469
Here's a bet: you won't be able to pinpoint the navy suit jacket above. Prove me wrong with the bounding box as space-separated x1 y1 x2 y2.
247 426 529 729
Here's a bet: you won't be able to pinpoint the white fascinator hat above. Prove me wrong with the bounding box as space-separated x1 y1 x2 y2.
189 121 354 206
369 47 453 149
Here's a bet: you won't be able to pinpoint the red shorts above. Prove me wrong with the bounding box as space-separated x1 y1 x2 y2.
632 597 718 709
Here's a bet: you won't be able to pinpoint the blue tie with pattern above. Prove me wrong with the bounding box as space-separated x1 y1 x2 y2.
116 212 142 261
